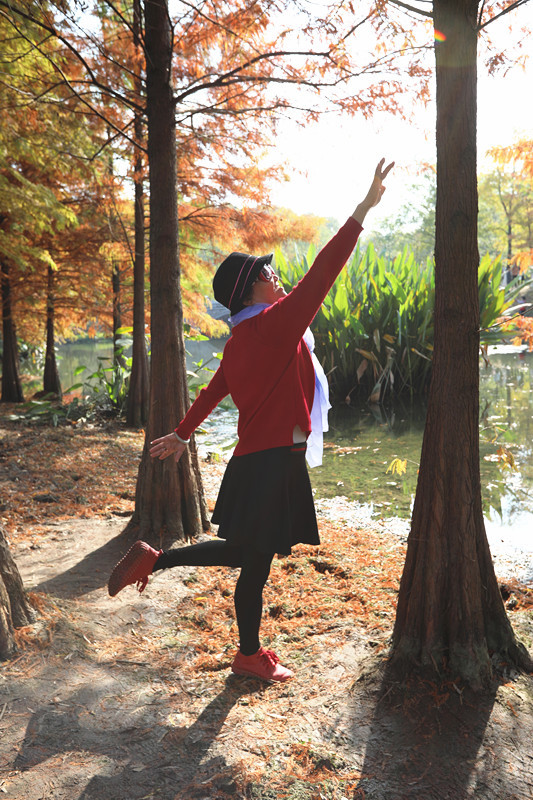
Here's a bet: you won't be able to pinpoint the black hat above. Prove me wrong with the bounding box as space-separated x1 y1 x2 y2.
213 251 273 315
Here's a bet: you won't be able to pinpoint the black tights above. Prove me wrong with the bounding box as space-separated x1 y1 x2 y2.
153 540 274 656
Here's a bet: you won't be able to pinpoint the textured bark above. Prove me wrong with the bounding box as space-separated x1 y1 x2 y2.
112 260 126 369
129 0 208 544
126 175 150 428
42 264 62 398
126 0 150 428
1 261 24 403
391 0 531 687
0 526 35 661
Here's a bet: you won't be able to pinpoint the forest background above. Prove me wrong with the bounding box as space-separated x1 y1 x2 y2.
1 0 532 399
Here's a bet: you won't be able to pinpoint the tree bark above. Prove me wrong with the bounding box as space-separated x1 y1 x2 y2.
42 264 62 398
0 526 35 661
112 259 126 369
390 0 531 687
129 0 208 544
126 0 150 428
1 261 24 403
126 175 150 427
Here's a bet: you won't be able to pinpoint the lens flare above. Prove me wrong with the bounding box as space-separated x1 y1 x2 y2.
434 29 446 42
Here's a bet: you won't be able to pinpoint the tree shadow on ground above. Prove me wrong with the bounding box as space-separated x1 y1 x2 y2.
351 663 521 800
28 526 139 599
26 524 210 600
12 675 259 800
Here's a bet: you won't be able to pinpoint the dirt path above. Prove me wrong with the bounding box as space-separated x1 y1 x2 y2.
0 511 532 800
0 411 532 799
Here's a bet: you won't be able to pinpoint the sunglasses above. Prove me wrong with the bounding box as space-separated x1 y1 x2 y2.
257 264 276 282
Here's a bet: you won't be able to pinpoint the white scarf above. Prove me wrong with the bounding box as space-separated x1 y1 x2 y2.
229 304 331 467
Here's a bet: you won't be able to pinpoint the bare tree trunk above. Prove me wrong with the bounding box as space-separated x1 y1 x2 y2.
126 176 150 427
390 0 531 688
0 526 35 661
112 260 126 369
126 0 150 428
1 261 24 403
43 264 62 398
129 0 208 544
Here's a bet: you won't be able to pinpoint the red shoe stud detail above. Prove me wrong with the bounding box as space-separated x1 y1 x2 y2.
108 541 162 597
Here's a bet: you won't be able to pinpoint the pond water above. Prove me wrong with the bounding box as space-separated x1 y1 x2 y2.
23 339 116 395
28 339 532 582
196 346 533 584
25 336 227 395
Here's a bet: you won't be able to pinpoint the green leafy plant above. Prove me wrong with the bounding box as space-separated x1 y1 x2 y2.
67 327 133 416
276 243 527 404
184 323 223 401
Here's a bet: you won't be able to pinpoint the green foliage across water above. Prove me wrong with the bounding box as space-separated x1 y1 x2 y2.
276 243 525 404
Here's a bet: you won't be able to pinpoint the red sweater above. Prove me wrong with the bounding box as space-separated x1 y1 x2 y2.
176 216 363 456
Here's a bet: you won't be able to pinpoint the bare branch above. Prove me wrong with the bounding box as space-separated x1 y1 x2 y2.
385 0 433 19
109 191 135 264
174 47 329 104
477 0 487 28
477 0 532 31
174 37 428 113
339 13 375 43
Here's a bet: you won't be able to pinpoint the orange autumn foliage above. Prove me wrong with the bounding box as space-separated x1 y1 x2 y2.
511 316 533 352
488 137 533 278
2 0 437 343
82 0 432 333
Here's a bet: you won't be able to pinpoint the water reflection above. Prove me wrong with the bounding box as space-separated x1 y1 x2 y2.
478 347 533 581
197 347 533 583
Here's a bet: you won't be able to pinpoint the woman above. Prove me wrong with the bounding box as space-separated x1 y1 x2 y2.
108 158 394 682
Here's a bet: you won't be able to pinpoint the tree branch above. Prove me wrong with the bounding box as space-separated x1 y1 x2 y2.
0 6 146 154
385 0 433 19
173 47 330 104
0 2 143 113
173 34 427 107
99 0 139 41
477 0 532 31
176 0 243 41
477 0 487 28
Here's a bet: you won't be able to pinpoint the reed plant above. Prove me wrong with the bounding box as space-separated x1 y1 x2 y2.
275 244 522 404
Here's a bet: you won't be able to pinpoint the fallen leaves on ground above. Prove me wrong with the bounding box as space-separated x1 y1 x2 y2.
2 411 532 800
0 416 143 543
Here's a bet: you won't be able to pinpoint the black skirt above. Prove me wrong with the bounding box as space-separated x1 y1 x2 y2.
211 443 320 556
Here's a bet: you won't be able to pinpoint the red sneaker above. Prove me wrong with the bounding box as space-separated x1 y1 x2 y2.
231 647 294 682
108 540 162 597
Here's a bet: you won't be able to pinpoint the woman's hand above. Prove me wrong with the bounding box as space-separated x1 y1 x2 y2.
352 158 395 224
149 433 187 463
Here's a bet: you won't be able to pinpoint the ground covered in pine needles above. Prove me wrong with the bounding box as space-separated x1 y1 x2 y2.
0 412 532 800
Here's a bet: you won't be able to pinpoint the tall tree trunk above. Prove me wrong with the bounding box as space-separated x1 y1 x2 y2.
0 526 35 661
42 264 62 398
127 0 150 428
112 259 126 369
127 176 150 427
1 262 24 403
129 0 208 543
390 0 531 688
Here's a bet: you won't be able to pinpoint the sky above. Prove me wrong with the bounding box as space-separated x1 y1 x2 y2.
266 3 533 229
